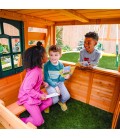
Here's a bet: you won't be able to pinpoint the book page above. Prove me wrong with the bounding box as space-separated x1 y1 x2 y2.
46 93 59 98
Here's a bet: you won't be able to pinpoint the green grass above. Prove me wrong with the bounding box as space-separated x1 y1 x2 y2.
98 56 120 70
60 52 120 70
61 52 79 63
20 98 112 129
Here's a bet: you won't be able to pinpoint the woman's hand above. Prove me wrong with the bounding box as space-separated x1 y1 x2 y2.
40 94 47 100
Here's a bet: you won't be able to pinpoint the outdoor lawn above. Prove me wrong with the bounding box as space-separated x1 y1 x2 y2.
60 52 120 70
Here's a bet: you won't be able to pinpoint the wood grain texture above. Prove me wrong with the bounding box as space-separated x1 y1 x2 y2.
0 102 36 129
65 65 120 113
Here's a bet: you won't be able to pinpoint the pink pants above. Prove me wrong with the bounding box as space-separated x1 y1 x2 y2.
21 98 52 127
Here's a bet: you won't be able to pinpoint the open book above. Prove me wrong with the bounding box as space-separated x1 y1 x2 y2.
80 61 89 66
46 92 60 99
59 66 71 77
80 61 96 68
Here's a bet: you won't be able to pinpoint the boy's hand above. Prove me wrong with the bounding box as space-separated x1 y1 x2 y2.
79 66 86 70
87 65 93 69
80 65 93 70
64 74 71 79
40 94 47 100
43 82 49 88
55 86 60 95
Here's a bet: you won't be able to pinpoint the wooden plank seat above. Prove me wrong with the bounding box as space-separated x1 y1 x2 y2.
0 87 47 129
6 102 26 116
6 87 47 116
0 100 36 129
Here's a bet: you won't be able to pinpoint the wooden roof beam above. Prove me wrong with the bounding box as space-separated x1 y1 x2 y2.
0 10 55 26
55 18 120 26
61 9 89 23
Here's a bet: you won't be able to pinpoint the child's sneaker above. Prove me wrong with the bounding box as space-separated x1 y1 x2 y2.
44 107 50 113
58 102 67 111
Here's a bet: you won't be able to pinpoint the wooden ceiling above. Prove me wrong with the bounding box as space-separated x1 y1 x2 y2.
1 9 120 26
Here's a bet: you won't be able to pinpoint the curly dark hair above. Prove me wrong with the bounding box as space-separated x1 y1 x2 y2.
85 32 99 41
48 45 62 54
36 41 43 46
23 45 46 69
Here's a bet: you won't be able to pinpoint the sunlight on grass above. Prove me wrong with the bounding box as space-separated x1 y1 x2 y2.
102 52 116 57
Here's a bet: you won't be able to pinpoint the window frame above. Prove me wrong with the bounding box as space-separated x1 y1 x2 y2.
0 18 24 78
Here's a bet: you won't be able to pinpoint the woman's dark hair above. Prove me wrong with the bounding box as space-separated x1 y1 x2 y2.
36 41 43 47
85 32 99 41
23 45 46 69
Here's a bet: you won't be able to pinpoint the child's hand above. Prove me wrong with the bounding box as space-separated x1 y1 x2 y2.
40 94 47 100
64 74 71 79
87 65 93 69
79 65 86 70
43 82 49 88
55 86 60 95
80 65 93 70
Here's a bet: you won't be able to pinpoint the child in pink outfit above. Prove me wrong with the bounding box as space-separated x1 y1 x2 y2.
17 43 52 127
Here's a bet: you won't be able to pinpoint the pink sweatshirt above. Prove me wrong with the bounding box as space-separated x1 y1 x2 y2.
17 67 44 105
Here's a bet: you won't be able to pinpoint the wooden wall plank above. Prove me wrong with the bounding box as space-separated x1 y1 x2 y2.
92 74 116 93
28 22 47 28
89 95 110 111
86 72 94 104
109 79 120 112
28 32 46 40
0 72 24 106
65 65 120 113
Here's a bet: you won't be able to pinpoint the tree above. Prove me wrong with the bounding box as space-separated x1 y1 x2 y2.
56 26 63 47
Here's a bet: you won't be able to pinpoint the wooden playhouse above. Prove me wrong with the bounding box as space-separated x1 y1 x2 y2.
0 9 120 129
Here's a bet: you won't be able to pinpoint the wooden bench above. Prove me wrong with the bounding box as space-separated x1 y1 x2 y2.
0 100 36 129
0 87 48 129
6 87 47 116
6 102 26 116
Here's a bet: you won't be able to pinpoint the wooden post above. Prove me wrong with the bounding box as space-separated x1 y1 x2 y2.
118 66 120 72
24 21 29 49
17 54 22 67
106 24 111 41
17 21 28 68
116 24 119 67
111 101 120 128
50 25 56 45
44 26 51 48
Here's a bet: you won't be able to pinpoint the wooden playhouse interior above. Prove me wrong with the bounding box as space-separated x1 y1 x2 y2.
0 9 120 129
